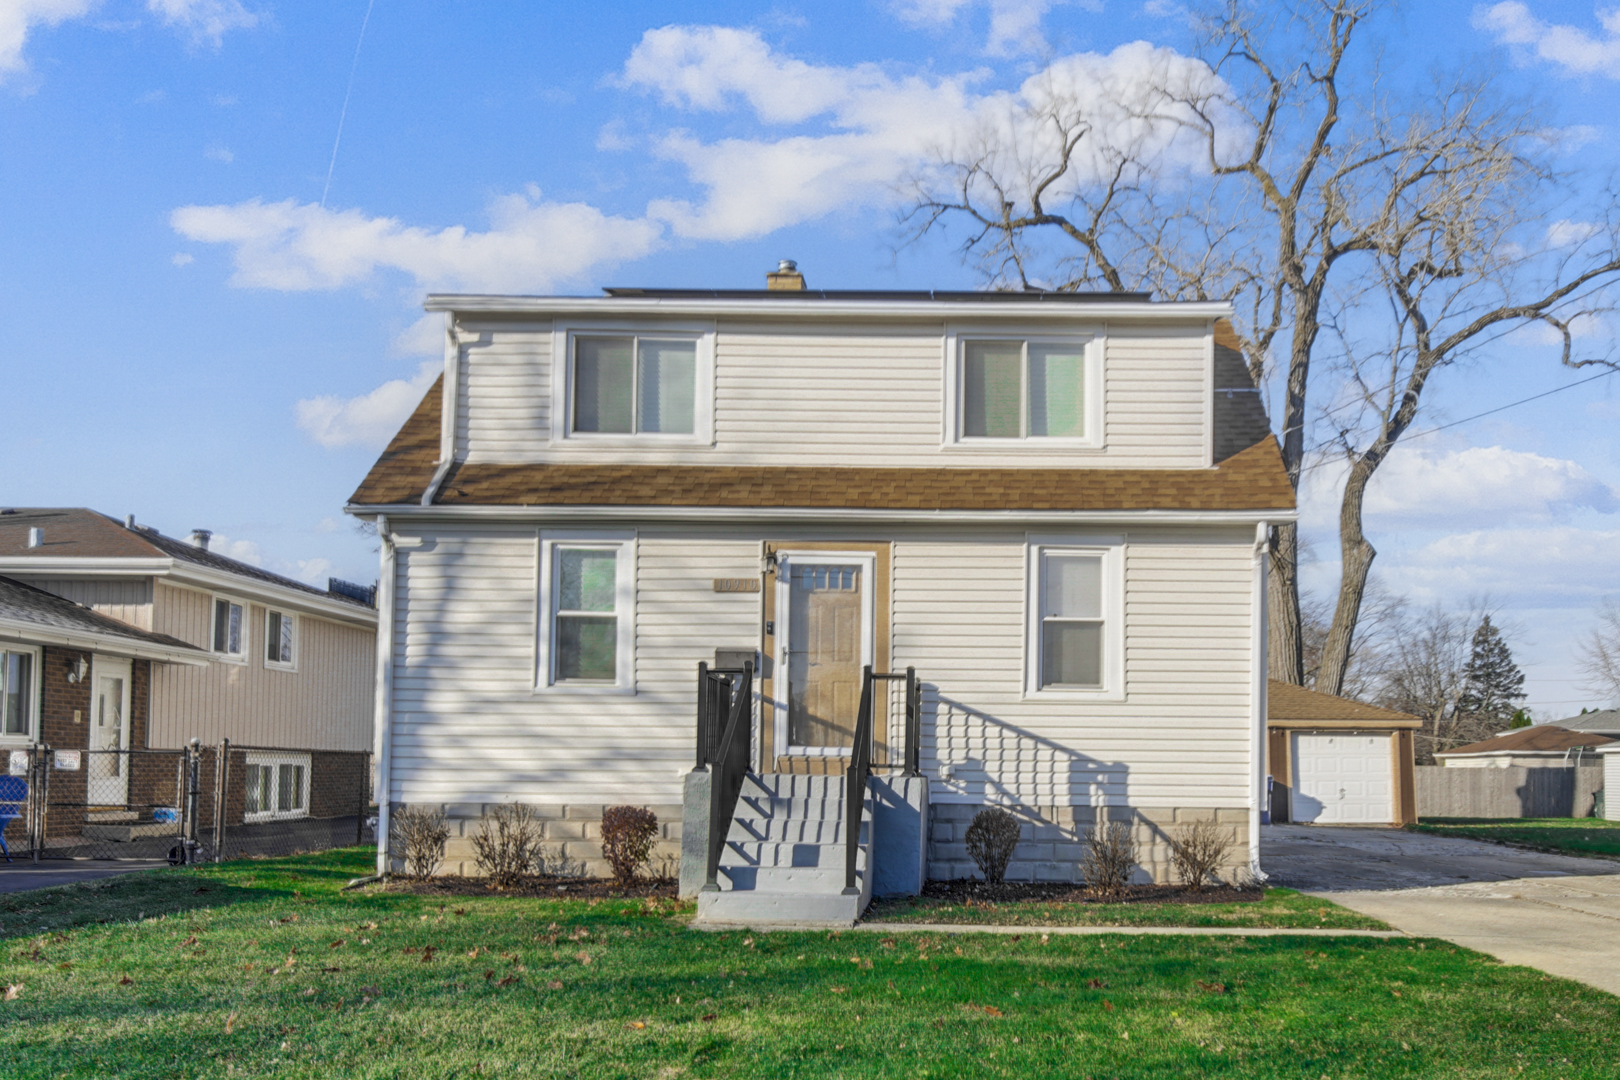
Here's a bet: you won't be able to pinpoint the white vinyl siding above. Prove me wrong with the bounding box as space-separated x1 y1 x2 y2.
454 319 1210 468
385 525 1256 811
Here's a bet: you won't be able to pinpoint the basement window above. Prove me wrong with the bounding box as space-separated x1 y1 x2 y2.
244 752 310 822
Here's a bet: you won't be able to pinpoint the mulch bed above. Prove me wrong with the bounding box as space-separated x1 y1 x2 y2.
917 879 1264 906
381 875 680 900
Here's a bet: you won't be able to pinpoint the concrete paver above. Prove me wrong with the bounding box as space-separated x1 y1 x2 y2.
1262 824 1620 996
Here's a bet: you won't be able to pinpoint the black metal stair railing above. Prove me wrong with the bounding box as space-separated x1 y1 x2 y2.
843 666 921 894
698 661 754 893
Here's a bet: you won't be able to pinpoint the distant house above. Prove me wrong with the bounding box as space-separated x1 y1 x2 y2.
1547 709 1620 740
0 508 377 843
1265 681 1419 826
1434 725 1615 768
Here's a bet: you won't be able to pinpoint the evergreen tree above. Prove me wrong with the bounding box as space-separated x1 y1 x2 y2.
1457 616 1526 726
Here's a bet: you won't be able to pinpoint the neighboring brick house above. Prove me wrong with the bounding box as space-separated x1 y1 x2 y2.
0 508 378 838
347 267 1296 923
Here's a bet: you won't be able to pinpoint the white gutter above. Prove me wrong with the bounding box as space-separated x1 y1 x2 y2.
347 503 1298 528
372 514 398 877
1249 521 1270 884
425 294 1236 322
0 620 210 666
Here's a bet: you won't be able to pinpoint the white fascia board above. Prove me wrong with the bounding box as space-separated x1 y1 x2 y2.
346 502 1297 528
0 619 210 666
0 557 171 578
425 294 1236 323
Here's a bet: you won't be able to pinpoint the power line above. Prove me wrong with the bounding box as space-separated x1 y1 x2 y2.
321 0 377 209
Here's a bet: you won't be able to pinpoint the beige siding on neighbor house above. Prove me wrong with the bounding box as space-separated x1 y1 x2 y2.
385 524 1256 811
148 582 373 751
454 318 1211 469
23 577 153 630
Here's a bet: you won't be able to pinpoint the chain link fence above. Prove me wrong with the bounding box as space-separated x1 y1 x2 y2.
1 741 371 867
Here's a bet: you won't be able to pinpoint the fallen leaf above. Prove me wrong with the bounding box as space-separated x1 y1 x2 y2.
117 976 133 986
1087 978 1108 989
495 976 518 988
467 948 481 959
483 970 495 981
181 936 198 947
546 980 564 990
302 987 316 997
1103 1001 1114 1011
880 938 896 949
1392 990 1402 997
193 887 210 895
454 908 468 916
56 962 72 971
953 946 963 956
421 947 436 964
323 967 341 974
1040 934 1050 944
701 1013 717 1022
329 940 345 950
1196 981 1227 994
830 986 847 994
225 1012 236 1033
576 951 593 965
627 1021 646 1030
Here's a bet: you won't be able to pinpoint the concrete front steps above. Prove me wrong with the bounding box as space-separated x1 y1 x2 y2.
694 773 872 927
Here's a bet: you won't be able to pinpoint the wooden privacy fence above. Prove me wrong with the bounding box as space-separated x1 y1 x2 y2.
1415 765 1605 819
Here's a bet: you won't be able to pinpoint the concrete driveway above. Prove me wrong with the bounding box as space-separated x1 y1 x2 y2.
1263 825 1620 996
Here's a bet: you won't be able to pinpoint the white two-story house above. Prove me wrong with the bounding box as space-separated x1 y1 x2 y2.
347 265 1293 921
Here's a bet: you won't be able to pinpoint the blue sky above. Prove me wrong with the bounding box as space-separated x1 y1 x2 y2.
3 0 1620 716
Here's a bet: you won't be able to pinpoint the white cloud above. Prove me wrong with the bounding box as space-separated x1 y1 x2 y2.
0 0 95 81
145 0 257 48
202 532 263 567
203 144 233 163
292 557 335 586
170 251 192 266
170 188 663 293
1401 526 1620 605
1547 218 1601 247
889 0 1099 55
1473 2 1620 77
295 360 439 449
391 313 443 358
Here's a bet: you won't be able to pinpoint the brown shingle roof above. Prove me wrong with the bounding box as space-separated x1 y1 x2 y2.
348 376 1295 513
1438 725 1617 757
1268 680 1419 724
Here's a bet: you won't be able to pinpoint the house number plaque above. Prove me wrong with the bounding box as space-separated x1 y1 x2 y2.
712 578 760 593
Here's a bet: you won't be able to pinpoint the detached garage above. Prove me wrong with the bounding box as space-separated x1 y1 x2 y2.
1266 681 1419 826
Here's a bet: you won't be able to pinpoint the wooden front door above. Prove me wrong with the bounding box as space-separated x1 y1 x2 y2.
774 552 875 761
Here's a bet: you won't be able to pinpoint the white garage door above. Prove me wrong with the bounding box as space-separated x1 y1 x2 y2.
1292 732 1392 824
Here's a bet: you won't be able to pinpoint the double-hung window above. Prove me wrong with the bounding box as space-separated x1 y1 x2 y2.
538 534 634 691
572 335 696 435
1 648 36 739
212 597 246 659
1026 541 1123 697
243 752 309 821
265 610 296 670
950 334 1100 446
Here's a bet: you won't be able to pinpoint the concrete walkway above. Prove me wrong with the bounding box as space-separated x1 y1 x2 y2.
1262 825 1620 996
0 860 166 894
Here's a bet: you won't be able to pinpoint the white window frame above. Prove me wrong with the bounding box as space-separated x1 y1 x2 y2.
549 321 716 447
242 751 311 822
1024 535 1125 700
943 328 1105 450
0 644 41 743
210 594 249 663
772 550 877 759
264 609 297 672
535 530 636 695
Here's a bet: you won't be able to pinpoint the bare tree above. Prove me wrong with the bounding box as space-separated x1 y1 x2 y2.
1301 578 1404 699
1576 597 1620 706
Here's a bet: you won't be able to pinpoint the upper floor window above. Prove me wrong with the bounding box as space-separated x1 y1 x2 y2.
573 336 696 435
948 333 1102 448
212 597 246 659
1 648 36 739
265 609 296 670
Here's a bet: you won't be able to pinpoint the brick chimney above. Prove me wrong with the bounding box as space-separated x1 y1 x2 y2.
766 259 806 291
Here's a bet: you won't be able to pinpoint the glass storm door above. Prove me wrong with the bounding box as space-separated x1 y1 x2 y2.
778 556 873 755
87 657 132 806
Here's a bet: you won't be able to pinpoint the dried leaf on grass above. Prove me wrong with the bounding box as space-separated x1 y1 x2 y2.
225 1012 237 1034
4 984 21 1001
1196 980 1227 994
627 1021 647 1030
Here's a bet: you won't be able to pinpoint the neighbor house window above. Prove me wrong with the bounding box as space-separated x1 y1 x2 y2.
212 598 246 658
1 648 36 738
265 610 295 669
538 535 634 691
1026 541 1123 697
243 753 309 822
952 335 1099 445
572 336 696 435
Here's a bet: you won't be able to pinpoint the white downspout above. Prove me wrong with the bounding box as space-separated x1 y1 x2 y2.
420 312 461 506
373 514 398 876
1250 520 1270 883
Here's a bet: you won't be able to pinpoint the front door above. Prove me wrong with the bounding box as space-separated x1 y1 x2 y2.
87 656 132 807
776 553 874 757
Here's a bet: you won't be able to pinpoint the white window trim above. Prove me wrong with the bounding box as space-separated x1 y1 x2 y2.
771 550 877 759
263 609 297 672
549 320 716 447
942 326 1105 451
535 530 636 695
210 594 250 663
0 644 41 743
1024 535 1126 701
242 751 311 822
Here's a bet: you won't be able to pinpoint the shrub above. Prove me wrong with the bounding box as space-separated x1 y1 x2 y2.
393 805 450 881
1167 819 1232 891
964 807 1022 884
600 806 659 884
471 804 543 889
1082 821 1137 899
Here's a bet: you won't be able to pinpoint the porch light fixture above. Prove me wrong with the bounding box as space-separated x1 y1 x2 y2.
65 658 87 683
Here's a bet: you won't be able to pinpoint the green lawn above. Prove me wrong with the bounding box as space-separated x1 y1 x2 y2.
1411 818 1620 860
2 850 1618 1078
865 887 1388 930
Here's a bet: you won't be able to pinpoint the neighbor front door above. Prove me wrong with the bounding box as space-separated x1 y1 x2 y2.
87 656 132 807
775 553 874 757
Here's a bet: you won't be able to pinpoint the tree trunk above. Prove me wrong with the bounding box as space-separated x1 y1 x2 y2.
1267 523 1304 684
1317 458 1377 696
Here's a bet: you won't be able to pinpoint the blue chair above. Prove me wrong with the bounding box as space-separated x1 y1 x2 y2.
0 775 27 862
